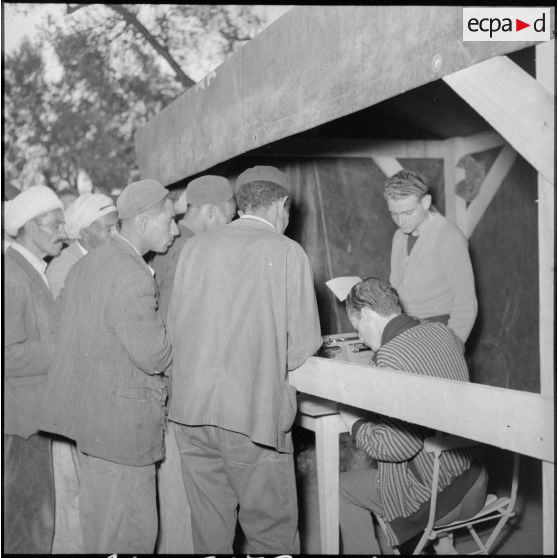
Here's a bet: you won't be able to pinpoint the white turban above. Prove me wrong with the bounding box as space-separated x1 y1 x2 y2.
64 193 117 239
3 186 64 237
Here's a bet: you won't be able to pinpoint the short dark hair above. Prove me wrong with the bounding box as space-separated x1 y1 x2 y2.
383 169 428 201
345 277 401 317
236 180 290 213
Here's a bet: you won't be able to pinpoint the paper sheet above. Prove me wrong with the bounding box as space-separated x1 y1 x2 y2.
325 276 362 302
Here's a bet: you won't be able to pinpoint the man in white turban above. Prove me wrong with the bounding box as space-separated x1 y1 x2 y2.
47 193 119 298
3 186 66 553
43 192 118 553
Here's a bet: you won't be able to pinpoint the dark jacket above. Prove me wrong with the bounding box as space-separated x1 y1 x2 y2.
167 217 322 453
4 246 56 438
40 235 173 466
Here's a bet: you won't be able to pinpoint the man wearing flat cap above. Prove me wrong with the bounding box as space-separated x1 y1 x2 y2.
3 185 67 553
43 192 118 553
151 174 236 319
167 165 321 553
41 179 178 553
150 174 236 554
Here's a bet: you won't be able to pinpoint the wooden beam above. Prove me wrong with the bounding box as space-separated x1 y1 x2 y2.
536 39 556 557
465 144 517 238
443 138 468 234
135 6 544 185
254 138 449 159
289 357 554 463
371 156 403 178
444 56 555 182
453 131 505 159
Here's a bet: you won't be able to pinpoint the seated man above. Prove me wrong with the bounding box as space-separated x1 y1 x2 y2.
338 277 487 554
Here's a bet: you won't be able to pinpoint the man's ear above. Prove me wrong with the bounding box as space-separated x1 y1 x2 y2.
361 306 376 323
421 194 432 211
137 214 149 233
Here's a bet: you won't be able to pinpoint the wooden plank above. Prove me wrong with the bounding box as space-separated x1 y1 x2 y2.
289 357 554 463
315 413 342 553
443 138 468 234
444 56 555 182
371 156 403 178
257 137 449 159
536 39 556 557
465 144 517 238
134 6 543 185
453 131 505 159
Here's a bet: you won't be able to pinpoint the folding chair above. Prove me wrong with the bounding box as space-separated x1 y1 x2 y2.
377 432 520 555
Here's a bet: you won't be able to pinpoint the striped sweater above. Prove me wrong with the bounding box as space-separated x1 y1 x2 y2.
354 319 473 545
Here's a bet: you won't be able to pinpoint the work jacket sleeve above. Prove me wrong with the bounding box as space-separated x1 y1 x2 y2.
4 280 54 378
108 273 173 375
286 248 322 371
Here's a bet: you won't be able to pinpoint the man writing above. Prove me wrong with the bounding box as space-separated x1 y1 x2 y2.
338 277 486 554
3 186 66 553
41 179 178 553
167 165 322 553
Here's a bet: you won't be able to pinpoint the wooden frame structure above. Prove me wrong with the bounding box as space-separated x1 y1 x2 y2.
134 6 556 553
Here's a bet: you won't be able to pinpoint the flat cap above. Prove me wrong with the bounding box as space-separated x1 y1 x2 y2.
117 179 169 220
235 165 290 191
186 175 233 206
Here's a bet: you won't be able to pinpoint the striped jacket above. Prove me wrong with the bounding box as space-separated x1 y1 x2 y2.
354 319 473 545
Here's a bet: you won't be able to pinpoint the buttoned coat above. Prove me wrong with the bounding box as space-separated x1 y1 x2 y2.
4 246 56 438
41 235 173 466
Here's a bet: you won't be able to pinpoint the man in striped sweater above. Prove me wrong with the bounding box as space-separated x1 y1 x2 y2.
338 277 487 554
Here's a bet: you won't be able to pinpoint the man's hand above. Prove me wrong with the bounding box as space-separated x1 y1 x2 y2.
338 403 366 434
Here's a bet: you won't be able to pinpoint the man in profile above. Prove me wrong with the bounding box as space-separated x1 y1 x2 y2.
45 192 119 553
3 186 66 553
41 179 178 554
167 165 321 554
151 174 236 554
339 277 486 554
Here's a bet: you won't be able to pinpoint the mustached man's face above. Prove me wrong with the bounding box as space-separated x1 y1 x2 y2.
31 209 67 257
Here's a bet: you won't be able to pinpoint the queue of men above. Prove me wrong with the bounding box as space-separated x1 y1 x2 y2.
3 166 480 555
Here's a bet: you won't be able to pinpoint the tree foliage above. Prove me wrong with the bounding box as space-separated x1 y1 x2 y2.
4 4 266 196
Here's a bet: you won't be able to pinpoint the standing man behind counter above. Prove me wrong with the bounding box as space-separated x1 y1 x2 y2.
167 165 322 554
41 179 178 554
384 169 477 344
3 186 67 553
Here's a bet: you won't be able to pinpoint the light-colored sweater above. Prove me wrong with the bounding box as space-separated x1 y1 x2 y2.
389 212 477 342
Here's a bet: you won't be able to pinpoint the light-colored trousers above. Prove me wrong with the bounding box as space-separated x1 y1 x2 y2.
156 421 194 553
52 438 83 554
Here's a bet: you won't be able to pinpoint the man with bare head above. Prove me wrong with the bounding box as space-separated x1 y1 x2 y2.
41 179 178 554
3 186 66 553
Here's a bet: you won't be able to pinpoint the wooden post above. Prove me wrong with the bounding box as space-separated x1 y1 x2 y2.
443 138 468 234
536 39 555 556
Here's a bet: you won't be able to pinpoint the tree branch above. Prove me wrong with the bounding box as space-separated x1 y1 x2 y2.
106 4 195 89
